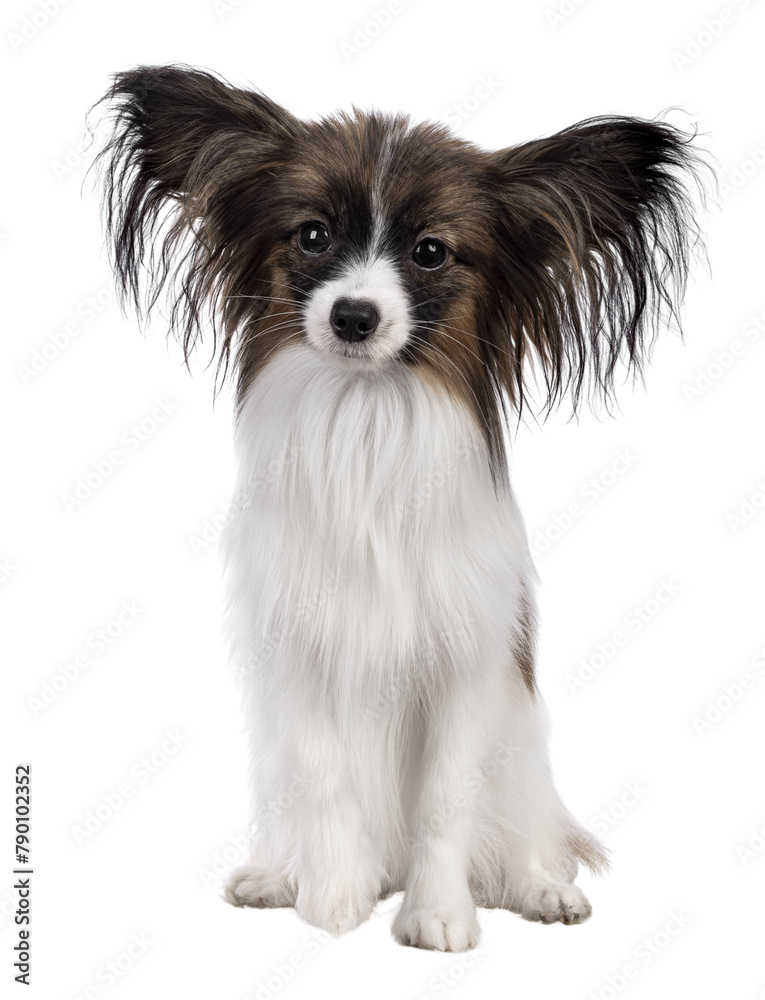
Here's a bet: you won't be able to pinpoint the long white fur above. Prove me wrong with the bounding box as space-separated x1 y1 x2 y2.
221 330 600 949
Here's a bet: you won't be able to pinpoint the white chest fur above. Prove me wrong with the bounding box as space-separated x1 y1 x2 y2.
221 344 533 693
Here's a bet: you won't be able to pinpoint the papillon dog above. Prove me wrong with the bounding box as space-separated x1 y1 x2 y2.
95 65 704 951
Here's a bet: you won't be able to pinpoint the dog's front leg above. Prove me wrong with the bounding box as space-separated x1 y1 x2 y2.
285 692 386 936
392 672 493 951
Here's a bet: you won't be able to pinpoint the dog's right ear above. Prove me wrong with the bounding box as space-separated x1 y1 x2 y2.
103 64 298 195
93 64 301 369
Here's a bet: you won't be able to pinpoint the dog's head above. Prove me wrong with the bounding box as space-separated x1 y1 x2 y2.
96 65 705 470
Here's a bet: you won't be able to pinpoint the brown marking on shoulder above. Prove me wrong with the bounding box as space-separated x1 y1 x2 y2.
514 581 537 696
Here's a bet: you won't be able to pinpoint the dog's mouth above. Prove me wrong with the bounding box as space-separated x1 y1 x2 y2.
308 319 403 365
334 342 373 360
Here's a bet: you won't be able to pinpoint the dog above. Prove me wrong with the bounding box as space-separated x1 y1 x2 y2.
95 64 704 951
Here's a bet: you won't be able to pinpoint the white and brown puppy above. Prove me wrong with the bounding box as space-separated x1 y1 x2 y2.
96 65 704 951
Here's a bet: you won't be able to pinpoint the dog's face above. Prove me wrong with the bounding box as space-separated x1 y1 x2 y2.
98 65 701 471
269 116 491 373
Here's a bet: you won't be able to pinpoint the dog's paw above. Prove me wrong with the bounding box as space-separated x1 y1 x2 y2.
521 881 591 925
296 886 376 935
392 901 480 951
223 864 294 909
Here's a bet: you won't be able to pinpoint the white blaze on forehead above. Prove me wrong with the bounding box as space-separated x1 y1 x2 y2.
302 250 411 362
370 130 395 254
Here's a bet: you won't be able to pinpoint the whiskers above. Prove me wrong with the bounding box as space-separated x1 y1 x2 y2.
237 317 303 355
226 294 301 308
413 318 521 370
406 331 482 414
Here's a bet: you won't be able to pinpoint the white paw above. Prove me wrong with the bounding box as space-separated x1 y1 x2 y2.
296 886 376 935
223 864 294 909
521 881 591 924
392 901 480 951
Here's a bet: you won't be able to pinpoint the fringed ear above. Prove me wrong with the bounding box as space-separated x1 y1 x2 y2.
91 64 301 382
483 115 708 414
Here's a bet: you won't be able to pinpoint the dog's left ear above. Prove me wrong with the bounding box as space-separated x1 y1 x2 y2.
483 116 707 413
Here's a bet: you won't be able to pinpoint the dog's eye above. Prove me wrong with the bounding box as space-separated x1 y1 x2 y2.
298 221 331 255
412 237 449 270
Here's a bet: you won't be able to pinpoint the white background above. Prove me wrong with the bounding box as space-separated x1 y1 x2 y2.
3 0 764 997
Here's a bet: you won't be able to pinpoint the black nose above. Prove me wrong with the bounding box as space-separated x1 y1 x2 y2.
330 298 379 343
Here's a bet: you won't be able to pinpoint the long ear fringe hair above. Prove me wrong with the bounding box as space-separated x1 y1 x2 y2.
88 65 300 395
484 112 712 423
